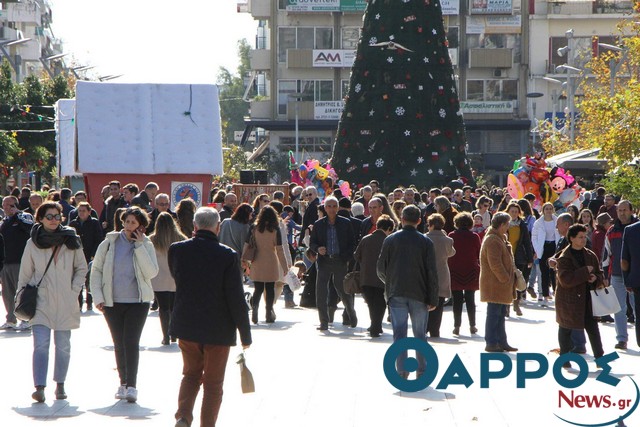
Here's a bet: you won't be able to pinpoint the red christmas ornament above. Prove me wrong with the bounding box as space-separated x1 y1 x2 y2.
431 152 439 161
445 130 453 138
406 73 411 80
416 112 424 119
439 58 445 64
341 129 347 136
383 94 389 100
418 27 423 33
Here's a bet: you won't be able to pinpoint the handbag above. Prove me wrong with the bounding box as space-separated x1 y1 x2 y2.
514 268 527 292
591 287 621 317
14 246 58 322
236 352 255 394
241 228 257 262
344 268 362 294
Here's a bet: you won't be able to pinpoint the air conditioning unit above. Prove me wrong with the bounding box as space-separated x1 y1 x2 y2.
493 69 507 78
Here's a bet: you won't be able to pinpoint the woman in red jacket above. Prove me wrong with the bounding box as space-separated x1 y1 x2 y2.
448 212 481 336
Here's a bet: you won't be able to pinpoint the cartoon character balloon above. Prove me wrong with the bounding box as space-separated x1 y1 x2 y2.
507 174 524 199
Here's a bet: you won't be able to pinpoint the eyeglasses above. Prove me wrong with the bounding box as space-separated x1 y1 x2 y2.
44 214 62 221
260 198 270 203
156 202 169 206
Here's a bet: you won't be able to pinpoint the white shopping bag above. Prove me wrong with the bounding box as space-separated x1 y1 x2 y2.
283 267 302 292
590 287 621 317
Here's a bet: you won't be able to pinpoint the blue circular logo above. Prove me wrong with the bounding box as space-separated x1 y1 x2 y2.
172 183 202 207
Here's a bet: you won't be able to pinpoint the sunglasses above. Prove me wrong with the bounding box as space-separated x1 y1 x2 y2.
44 214 62 221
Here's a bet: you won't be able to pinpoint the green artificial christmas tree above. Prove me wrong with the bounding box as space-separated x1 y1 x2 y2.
332 0 472 189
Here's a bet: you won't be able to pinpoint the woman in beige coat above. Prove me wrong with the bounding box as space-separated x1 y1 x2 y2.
425 214 456 338
479 212 517 353
243 206 289 324
149 212 187 345
18 201 88 403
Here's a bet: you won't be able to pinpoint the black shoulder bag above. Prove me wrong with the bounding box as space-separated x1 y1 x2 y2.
14 246 59 322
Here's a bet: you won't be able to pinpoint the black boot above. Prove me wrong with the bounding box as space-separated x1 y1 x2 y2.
159 310 171 345
251 304 259 324
266 306 276 323
32 386 45 403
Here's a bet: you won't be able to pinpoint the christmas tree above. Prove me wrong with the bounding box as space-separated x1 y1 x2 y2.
332 0 472 189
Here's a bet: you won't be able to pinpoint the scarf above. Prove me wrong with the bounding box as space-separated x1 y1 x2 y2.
31 223 82 250
509 219 521 227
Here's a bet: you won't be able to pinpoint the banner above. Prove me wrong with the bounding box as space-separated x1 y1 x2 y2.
467 16 522 34
312 49 356 67
441 0 461 15
286 0 367 12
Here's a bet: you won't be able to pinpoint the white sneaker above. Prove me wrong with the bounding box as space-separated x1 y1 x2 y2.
0 322 16 330
125 387 138 403
115 385 126 399
16 321 31 330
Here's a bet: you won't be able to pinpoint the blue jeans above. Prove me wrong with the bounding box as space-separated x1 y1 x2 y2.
485 303 508 346
283 284 294 303
32 325 71 387
610 275 628 343
388 296 429 377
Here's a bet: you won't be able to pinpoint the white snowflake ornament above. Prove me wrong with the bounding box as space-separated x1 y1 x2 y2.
410 169 418 176
395 106 405 116
438 169 444 175
346 157 351 164
375 158 384 168
387 57 394 63
369 37 378 45
354 83 362 93
417 157 424 163
439 108 446 118
404 130 411 136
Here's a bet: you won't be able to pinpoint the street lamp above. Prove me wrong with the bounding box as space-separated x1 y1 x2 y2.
556 64 581 145
39 52 68 79
70 65 95 80
288 93 304 164
98 74 124 82
598 42 628 97
0 37 32 79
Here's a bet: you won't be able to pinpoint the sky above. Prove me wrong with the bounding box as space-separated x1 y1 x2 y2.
50 0 257 83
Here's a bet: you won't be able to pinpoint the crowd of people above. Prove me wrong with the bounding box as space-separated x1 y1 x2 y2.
0 177 639 427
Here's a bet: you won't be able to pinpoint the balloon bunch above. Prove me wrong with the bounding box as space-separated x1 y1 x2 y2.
507 152 581 211
288 151 351 200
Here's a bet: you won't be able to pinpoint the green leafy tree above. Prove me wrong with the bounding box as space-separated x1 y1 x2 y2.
601 165 640 208
218 143 266 183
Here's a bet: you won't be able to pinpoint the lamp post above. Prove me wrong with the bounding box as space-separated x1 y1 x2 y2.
598 42 628 97
288 93 304 164
98 74 124 82
0 38 32 81
526 92 544 150
39 52 67 79
556 64 581 145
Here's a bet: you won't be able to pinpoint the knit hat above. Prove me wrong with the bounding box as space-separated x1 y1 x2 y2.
596 212 612 226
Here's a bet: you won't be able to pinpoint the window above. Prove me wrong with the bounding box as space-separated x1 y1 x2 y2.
342 27 360 49
466 79 518 101
277 27 334 62
279 136 333 154
447 26 459 49
277 80 334 115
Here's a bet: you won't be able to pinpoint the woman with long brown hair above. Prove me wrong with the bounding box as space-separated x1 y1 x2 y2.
149 212 187 345
176 198 197 238
243 205 289 324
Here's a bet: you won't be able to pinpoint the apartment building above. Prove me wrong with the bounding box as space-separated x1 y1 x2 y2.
0 0 63 82
239 0 628 180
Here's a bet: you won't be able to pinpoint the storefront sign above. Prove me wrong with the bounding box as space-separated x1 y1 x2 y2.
314 101 345 120
312 49 356 67
460 101 515 114
470 0 513 14
441 0 461 15
467 15 522 34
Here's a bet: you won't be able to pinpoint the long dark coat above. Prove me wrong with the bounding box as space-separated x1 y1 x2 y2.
555 246 605 329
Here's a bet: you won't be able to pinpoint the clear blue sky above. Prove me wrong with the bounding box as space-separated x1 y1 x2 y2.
51 0 256 83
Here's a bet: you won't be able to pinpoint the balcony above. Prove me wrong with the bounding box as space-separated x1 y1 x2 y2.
286 101 315 120
547 0 634 14
247 0 270 19
0 26 18 41
249 49 271 71
468 49 513 68
250 99 273 119
6 1 42 25
16 39 41 61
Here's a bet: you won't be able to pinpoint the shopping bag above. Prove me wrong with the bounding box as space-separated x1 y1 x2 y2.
283 267 302 292
236 352 255 394
591 287 621 317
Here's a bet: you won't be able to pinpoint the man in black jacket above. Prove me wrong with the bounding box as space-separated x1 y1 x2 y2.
310 196 357 331
377 205 438 379
131 182 158 213
168 207 251 427
218 193 237 221
100 181 127 232
0 196 33 329
299 186 319 246
69 202 104 311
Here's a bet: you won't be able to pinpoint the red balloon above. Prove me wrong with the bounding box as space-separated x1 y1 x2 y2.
530 168 550 183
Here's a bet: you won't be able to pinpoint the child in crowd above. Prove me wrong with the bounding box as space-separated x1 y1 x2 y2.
471 214 487 239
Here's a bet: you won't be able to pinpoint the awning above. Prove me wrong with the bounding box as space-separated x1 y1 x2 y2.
464 119 531 131
547 148 608 171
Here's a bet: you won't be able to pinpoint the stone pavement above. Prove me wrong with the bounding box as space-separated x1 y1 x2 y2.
0 295 638 427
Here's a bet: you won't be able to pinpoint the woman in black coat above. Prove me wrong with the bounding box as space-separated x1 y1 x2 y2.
354 215 396 337
505 202 533 316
